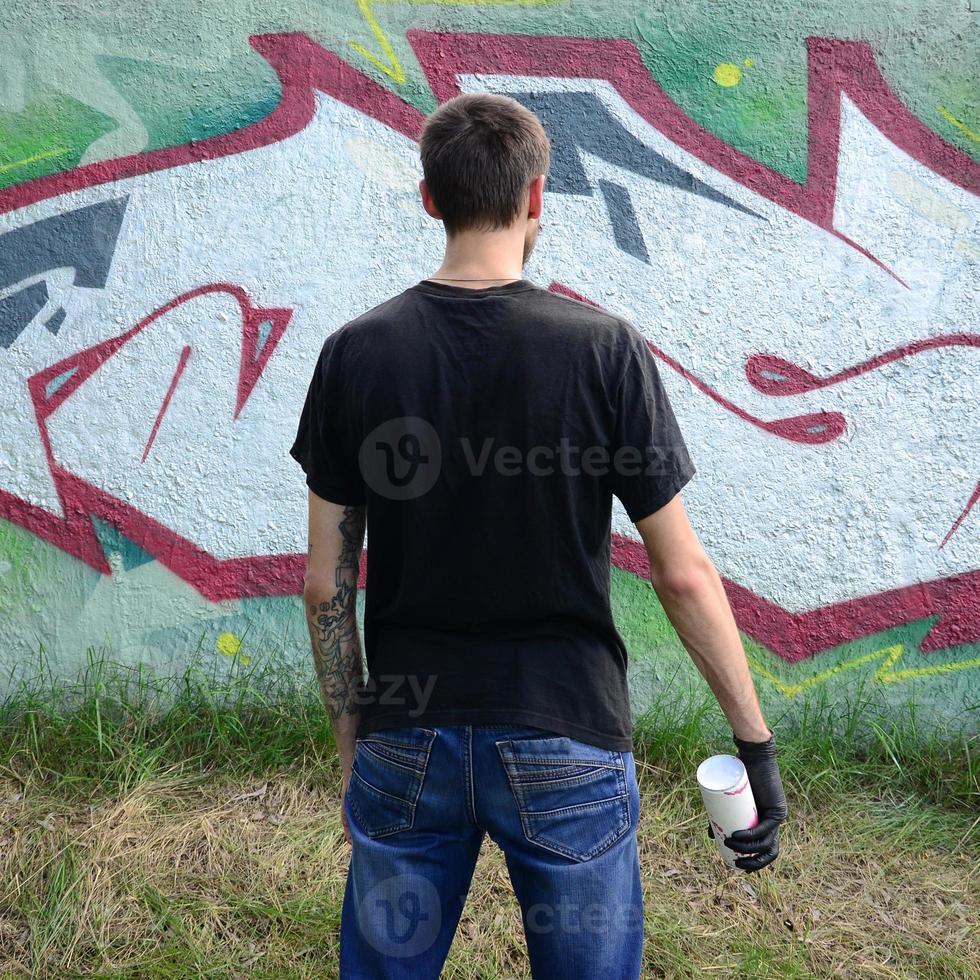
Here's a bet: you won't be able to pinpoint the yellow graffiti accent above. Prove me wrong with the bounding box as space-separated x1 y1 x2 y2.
746 644 980 698
937 106 980 144
713 63 743 87
877 646 980 684
347 0 560 84
0 146 67 176
743 58 754 68
216 631 251 665
348 0 408 84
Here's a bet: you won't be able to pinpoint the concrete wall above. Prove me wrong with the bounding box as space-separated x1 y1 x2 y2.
1 2 977 727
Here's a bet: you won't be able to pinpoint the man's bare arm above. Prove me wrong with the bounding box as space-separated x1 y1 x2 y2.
636 492 788 871
303 490 366 788
635 493 771 742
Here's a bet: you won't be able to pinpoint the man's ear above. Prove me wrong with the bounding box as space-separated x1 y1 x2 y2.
527 173 546 220
419 178 443 220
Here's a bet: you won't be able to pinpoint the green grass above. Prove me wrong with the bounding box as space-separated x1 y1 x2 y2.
1 649 977 978
4 643 975 816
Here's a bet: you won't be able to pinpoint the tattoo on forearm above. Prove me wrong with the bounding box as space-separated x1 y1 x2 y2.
307 504 366 720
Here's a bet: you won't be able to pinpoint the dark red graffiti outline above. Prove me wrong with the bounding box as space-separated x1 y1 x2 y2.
941 483 980 550
142 344 192 463
746 335 980 396
406 30 977 259
550 282 848 445
14 284 290 585
0 37 422 214
31 283 291 423
548 284 979 657
554 282 980 552
0 31 977 658
613 536 978 659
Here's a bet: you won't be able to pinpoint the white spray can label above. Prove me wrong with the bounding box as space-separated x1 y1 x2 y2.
696 753 759 869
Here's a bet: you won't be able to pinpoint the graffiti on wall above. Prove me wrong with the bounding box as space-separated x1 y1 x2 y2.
0 28 977 701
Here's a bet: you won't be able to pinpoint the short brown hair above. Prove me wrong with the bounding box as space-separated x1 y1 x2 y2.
419 93 550 235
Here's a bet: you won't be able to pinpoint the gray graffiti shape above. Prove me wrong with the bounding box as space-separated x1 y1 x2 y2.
501 91 763 262
0 197 129 348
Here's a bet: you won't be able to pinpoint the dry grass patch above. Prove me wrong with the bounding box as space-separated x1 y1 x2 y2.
1 760 976 979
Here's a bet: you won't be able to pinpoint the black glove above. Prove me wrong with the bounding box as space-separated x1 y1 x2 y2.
707 731 788 873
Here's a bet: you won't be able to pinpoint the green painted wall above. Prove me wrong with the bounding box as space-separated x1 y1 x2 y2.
1 1 977 735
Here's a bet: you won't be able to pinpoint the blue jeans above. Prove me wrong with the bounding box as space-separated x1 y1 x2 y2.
339 724 643 979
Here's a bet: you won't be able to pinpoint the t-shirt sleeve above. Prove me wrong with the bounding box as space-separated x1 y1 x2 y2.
607 324 696 523
288 332 366 506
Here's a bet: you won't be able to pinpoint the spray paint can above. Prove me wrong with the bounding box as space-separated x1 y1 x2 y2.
696 753 759 869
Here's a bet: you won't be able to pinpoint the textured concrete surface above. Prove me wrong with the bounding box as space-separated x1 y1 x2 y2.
0 4 977 727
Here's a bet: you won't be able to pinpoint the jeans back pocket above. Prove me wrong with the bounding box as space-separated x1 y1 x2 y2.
347 727 437 838
496 733 632 862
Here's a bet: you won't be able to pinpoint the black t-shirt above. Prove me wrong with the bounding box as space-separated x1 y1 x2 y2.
289 277 695 751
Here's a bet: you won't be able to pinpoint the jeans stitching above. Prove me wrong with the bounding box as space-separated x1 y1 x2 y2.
504 756 623 768
361 728 438 742
508 763 619 785
621 753 631 832
358 742 426 775
359 732 437 751
520 799 631 863
348 769 417 837
495 738 633 862
518 792 631 817
349 730 436 838
408 732 436 813
466 726 478 826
